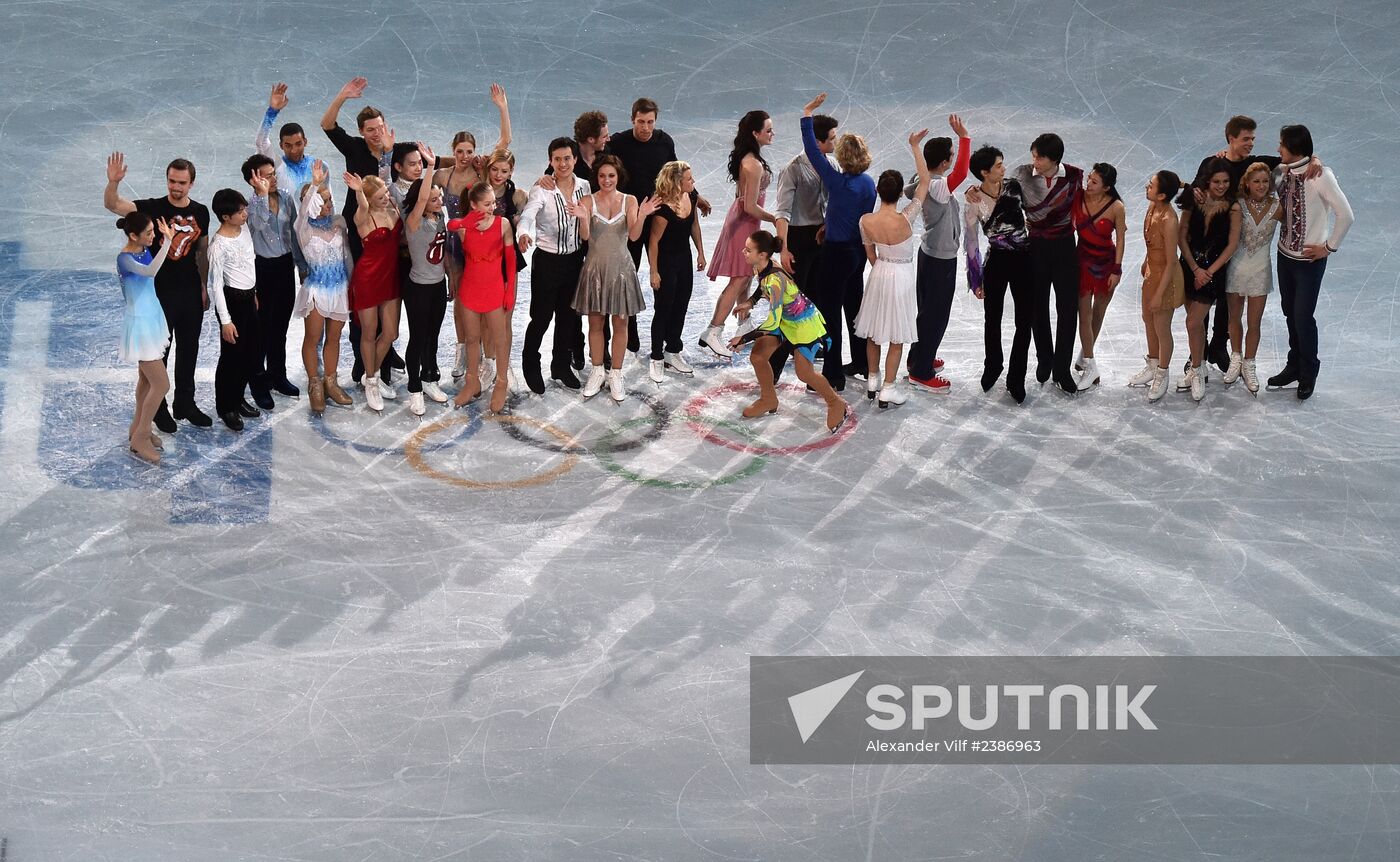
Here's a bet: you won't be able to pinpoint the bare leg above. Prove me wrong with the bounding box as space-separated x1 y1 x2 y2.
1142 299 1158 358
303 313 325 381
131 360 168 462
1227 294 1245 355
323 319 344 378
1077 294 1096 359
481 310 495 362
1153 308 1175 369
486 307 510 412
454 310 484 406
1087 291 1113 358
865 340 881 386
745 336 780 416
358 306 382 379
793 351 847 431
588 314 606 367
884 344 905 385
1186 301 1208 367
609 314 628 370
1245 296 1265 358
709 276 753 327
373 299 400 374
129 372 148 442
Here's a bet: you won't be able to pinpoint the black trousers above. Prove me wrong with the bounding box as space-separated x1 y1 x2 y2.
982 248 1034 386
1277 253 1327 381
908 251 957 380
770 224 822 381
254 253 296 387
650 251 693 359
403 277 447 392
156 285 204 407
524 248 585 375
809 239 866 388
1029 235 1079 383
214 289 261 416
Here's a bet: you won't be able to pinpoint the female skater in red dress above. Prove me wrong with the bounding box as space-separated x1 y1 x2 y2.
448 181 517 412
1071 163 1125 387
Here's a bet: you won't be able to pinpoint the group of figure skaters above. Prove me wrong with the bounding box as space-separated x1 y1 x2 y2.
106 81 1355 465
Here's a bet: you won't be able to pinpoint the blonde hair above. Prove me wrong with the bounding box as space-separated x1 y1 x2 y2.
834 133 871 175
485 148 516 170
1237 161 1274 200
361 175 388 201
654 160 691 204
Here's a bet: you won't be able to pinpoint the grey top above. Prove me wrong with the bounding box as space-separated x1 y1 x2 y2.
773 152 831 227
247 190 306 269
389 179 412 212
904 177 960 260
406 212 447 284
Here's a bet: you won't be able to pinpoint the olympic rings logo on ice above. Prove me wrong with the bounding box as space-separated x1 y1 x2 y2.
310 383 858 491
406 413 582 491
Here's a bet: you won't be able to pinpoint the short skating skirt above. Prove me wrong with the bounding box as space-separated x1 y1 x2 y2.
853 261 918 344
460 273 515 314
349 271 400 312
573 269 645 317
120 298 169 363
1142 260 1184 312
1226 260 1273 297
1078 258 1118 297
706 198 761 280
1182 259 1226 305
294 266 351 322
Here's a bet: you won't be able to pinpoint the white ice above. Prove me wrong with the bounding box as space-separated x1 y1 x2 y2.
2 0 1400 859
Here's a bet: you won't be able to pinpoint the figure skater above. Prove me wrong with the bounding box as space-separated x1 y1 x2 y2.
731 230 849 433
1071 163 1126 387
344 172 403 411
568 155 658 402
1133 170 1183 402
700 110 775 358
116 212 175 462
853 128 933 407
293 160 355 415
447 182 517 413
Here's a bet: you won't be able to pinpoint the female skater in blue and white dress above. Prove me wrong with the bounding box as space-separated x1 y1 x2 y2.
117 211 175 464
293 159 356 414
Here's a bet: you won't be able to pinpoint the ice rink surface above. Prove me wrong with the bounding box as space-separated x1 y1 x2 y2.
3 0 1400 858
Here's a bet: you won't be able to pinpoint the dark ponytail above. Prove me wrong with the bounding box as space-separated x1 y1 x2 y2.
749 229 782 260
877 170 904 204
1091 162 1120 202
116 212 153 236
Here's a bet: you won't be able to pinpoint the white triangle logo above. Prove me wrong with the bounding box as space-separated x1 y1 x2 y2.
788 670 864 743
